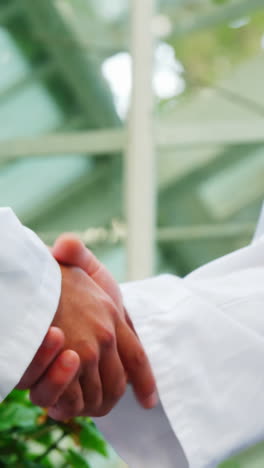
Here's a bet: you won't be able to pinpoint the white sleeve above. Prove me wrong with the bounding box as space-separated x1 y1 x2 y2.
0 207 61 401
119 236 264 468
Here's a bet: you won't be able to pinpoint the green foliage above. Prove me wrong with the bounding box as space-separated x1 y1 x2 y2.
78 419 108 457
0 390 108 468
65 449 92 468
158 1 264 108
213 0 230 4
220 462 240 468
172 9 264 91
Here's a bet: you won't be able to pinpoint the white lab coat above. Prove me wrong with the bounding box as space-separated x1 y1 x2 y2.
0 207 61 401
1 206 264 468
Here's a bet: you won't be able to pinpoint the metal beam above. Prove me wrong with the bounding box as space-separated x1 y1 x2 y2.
0 129 125 160
38 222 255 246
157 121 264 147
125 0 156 280
157 223 255 243
1 121 264 160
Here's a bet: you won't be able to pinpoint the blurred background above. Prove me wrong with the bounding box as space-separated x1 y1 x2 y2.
0 0 264 466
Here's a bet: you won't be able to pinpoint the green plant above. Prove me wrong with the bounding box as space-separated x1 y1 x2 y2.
0 390 108 467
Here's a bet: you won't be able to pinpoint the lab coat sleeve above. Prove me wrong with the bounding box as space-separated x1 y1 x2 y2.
0 208 61 401
120 236 264 468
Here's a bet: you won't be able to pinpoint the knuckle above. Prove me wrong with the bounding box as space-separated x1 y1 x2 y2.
109 305 118 321
131 348 146 368
98 327 115 348
102 297 118 320
81 343 98 365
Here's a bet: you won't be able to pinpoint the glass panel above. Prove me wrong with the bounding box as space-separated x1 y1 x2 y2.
0 27 29 90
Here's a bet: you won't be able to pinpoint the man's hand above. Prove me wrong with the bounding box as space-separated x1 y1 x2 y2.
16 327 80 409
48 264 131 420
17 236 157 422
51 235 158 414
17 265 129 421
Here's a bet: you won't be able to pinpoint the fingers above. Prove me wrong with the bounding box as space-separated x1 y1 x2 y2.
16 327 65 390
30 350 80 409
95 345 126 417
78 342 103 416
48 379 84 421
77 329 126 417
117 322 158 409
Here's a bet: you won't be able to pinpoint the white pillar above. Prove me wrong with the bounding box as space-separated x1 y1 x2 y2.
125 0 156 281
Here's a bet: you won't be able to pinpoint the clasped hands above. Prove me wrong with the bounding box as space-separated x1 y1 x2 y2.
16 235 157 421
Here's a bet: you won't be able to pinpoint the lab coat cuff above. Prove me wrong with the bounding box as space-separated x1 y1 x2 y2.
0 236 61 400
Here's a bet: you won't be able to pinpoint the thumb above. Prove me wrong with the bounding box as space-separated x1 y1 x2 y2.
52 234 100 276
52 234 122 308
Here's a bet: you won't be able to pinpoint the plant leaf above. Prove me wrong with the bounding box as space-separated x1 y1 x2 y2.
78 420 108 457
66 449 92 468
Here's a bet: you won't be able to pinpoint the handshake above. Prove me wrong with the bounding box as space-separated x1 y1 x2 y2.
16 234 157 421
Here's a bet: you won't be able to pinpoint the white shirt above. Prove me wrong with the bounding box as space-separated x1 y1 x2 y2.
1 206 264 468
